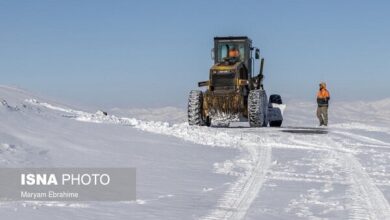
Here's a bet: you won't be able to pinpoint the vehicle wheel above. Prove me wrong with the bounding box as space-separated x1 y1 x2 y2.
268 94 283 127
188 90 205 126
269 94 282 104
248 89 268 127
269 120 282 127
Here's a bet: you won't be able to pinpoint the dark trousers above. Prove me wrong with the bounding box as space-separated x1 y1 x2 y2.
317 106 328 126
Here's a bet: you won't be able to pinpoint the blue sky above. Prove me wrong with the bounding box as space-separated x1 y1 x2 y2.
1 0 390 108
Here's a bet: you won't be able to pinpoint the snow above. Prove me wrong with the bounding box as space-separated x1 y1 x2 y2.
1 85 390 219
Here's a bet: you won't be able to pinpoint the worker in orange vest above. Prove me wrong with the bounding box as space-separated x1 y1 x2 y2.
317 82 330 126
228 48 240 58
224 47 241 64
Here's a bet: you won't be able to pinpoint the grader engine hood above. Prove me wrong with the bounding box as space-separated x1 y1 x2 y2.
198 61 247 89
210 62 240 72
208 62 243 90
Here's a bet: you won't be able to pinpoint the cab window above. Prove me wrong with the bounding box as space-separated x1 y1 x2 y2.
217 43 245 62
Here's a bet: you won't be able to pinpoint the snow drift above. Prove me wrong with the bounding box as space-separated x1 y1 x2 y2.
1 85 390 220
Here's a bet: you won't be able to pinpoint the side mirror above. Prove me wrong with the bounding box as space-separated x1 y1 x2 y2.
211 48 214 60
198 81 210 87
255 49 260 59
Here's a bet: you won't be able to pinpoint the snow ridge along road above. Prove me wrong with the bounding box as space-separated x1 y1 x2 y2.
24 98 390 220
25 99 273 220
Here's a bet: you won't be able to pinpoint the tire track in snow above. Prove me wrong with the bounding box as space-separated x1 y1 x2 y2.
332 130 390 148
25 99 273 220
128 124 273 220
285 130 390 220
344 154 390 220
200 144 271 220
329 131 390 220
248 128 390 220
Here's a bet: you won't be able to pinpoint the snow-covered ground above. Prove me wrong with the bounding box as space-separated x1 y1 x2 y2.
1 85 390 220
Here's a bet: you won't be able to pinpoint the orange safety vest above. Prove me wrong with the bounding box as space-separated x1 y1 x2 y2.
228 50 239 58
317 88 330 99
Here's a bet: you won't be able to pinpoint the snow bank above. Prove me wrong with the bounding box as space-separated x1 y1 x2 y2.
1 85 390 220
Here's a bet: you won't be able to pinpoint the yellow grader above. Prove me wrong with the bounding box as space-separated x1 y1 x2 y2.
188 36 283 127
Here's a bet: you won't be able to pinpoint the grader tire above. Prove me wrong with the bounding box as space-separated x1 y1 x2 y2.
188 90 205 126
248 89 268 127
